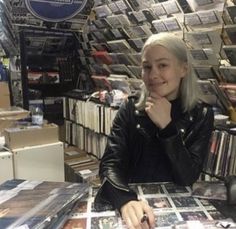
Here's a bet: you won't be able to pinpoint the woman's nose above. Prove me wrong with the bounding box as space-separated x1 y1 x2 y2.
149 67 158 79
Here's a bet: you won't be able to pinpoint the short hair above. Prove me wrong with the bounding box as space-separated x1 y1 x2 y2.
135 32 201 112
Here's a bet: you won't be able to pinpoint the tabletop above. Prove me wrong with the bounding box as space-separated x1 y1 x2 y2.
62 182 236 229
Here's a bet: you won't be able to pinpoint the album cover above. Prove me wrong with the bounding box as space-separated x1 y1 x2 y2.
91 42 110 52
108 2 120 14
108 53 132 65
91 75 112 91
90 64 111 76
127 0 156 11
91 31 107 43
185 0 224 12
190 49 208 61
164 183 190 194
140 183 164 194
63 218 87 229
90 216 119 229
128 53 142 66
162 0 183 15
92 51 112 65
151 3 166 17
142 9 156 23
222 45 236 66
180 211 208 221
93 5 112 18
185 30 223 52
127 10 146 24
194 66 218 80
107 39 133 53
109 64 135 78
117 14 132 27
197 79 229 111
115 0 133 12
162 17 182 32
219 66 236 83
185 10 222 31
199 198 212 206
189 48 219 66
128 65 142 78
124 25 152 38
92 19 111 29
223 25 236 45
105 15 123 28
128 38 145 52
186 31 212 46
147 197 172 209
110 28 130 40
226 5 236 24
152 20 168 33
185 13 202 26
171 196 199 208
155 212 179 228
198 10 221 26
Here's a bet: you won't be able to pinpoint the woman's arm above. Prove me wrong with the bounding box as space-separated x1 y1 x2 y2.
95 98 137 211
99 99 134 190
160 105 214 185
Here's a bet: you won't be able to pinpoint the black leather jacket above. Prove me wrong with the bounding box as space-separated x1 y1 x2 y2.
95 97 214 208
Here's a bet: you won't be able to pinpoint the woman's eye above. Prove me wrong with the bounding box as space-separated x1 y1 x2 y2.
143 65 151 70
159 64 167 68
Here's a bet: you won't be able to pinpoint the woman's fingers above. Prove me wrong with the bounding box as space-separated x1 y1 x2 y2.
121 200 155 229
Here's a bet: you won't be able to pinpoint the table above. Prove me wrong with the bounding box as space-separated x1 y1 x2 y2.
1 180 235 228
63 182 236 229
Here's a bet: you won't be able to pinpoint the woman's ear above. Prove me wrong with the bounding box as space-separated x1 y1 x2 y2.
180 62 188 78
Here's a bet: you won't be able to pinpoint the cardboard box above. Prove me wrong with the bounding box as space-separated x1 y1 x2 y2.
0 151 14 183
13 142 64 182
0 82 10 108
4 123 59 149
0 107 29 133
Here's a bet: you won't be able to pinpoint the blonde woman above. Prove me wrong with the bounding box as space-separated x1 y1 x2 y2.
95 33 214 229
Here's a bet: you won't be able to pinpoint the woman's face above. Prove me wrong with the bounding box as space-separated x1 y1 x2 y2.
141 44 187 100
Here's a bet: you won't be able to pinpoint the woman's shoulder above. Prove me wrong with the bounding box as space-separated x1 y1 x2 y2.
121 94 139 107
191 100 214 119
195 100 213 110
118 94 137 113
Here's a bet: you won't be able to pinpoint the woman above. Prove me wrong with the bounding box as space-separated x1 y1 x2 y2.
95 33 214 229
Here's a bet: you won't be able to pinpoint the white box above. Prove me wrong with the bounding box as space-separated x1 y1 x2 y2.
13 142 65 182
0 151 14 183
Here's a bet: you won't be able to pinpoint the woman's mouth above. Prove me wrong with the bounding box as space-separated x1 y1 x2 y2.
149 82 166 87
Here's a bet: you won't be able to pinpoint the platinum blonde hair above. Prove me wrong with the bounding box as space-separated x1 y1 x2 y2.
135 32 201 112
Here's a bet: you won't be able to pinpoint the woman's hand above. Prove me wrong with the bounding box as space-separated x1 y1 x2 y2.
145 95 171 129
120 200 155 229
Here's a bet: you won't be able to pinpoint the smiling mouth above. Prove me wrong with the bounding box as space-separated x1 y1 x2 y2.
149 82 166 87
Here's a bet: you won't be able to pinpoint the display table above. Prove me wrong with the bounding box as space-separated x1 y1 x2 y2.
63 182 236 229
0 180 235 228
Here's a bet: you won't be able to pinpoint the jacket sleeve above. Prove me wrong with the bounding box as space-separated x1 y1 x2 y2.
94 99 136 211
159 104 214 186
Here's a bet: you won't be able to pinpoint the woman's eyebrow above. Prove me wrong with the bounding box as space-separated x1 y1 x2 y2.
142 58 170 63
